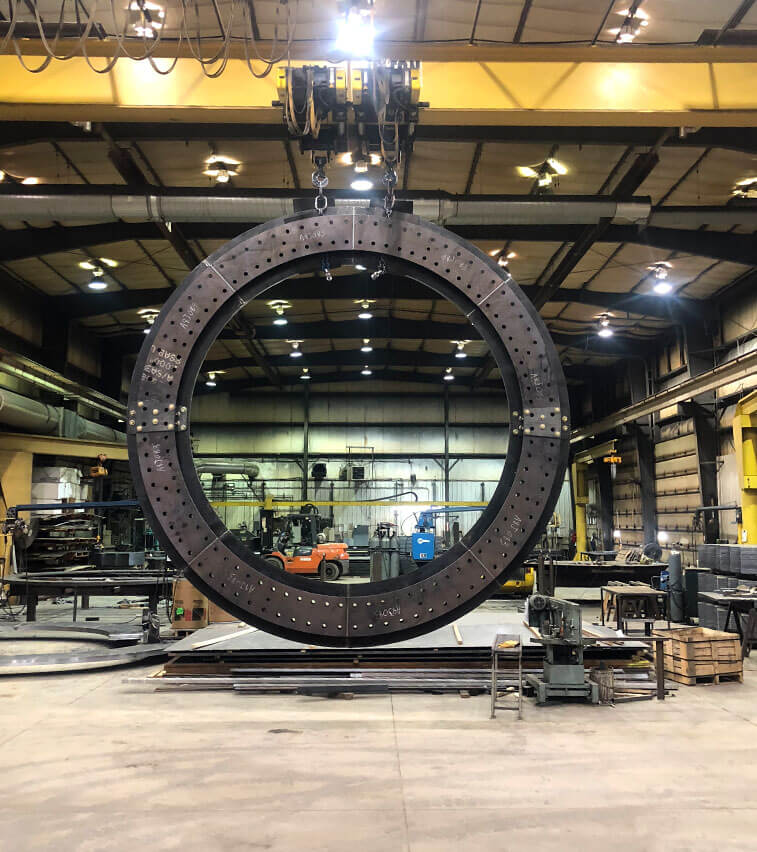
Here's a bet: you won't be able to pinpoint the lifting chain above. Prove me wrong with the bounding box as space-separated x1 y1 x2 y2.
382 161 397 218
312 157 328 212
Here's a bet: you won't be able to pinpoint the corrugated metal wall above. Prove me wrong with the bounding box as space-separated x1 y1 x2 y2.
611 436 644 548
654 424 702 558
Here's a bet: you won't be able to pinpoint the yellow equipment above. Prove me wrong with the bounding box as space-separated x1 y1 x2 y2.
501 562 535 595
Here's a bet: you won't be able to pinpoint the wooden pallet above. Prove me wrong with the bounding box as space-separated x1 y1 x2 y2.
665 669 743 686
654 627 741 662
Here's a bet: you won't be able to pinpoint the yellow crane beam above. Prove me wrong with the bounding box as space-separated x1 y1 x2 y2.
1 57 755 125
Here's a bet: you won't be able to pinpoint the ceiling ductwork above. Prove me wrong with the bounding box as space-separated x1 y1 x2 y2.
0 387 125 443
195 461 260 478
2 191 755 230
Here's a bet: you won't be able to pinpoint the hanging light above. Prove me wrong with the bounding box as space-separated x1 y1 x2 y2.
597 314 614 338
361 366 373 376
355 299 375 319
88 279 108 291
335 0 375 57
138 307 160 333
648 262 673 295
443 367 455 382
203 154 241 184
516 158 568 194
80 257 118 271
300 368 311 381
733 177 757 198
288 340 303 358
267 299 291 325
205 373 217 388
452 340 469 359
360 339 373 353
351 178 373 191
610 7 649 43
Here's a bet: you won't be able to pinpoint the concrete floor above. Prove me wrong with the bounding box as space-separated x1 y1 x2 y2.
1 603 757 851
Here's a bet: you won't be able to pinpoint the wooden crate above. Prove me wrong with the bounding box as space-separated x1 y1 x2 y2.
654 627 741 662
664 654 742 678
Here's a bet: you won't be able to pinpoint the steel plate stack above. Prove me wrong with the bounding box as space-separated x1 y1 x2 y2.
741 546 757 577
697 543 715 570
716 544 733 575
730 546 742 577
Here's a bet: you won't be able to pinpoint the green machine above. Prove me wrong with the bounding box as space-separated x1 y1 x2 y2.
525 594 599 705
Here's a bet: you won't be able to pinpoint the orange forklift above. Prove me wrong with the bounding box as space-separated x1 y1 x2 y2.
263 530 346 581
260 506 349 581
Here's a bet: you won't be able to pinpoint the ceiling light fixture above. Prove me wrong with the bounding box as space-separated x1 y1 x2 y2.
443 367 455 381
205 369 225 388
288 339 303 358
610 7 649 43
360 338 373 353
452 340 469 359
361 366 373 376
267 299 291 326
517 157 567 194
597 313 614 338
648 261 671 280
733 177 757 198
335 0 375 57
355 264 367 271
79 257 118 272
355 299 375 319
20 177 39 185
88 279 108 291
300 368 311 381
350 178 373 191
203 154 241 185
648 262 673 294
139 307 160 334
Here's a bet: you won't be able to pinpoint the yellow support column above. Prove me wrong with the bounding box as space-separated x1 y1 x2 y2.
0 450 33 516
572 461 589 561
734 390 757 544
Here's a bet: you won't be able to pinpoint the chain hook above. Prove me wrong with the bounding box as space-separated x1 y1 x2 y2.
382 161 397 218
312 156 329 213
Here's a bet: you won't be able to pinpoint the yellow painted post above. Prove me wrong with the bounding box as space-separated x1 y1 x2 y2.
572 461 588 561
0 450 33 516
734 391 757 544
0 450 33 586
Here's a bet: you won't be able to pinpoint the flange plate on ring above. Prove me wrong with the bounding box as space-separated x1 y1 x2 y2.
127 207 570 647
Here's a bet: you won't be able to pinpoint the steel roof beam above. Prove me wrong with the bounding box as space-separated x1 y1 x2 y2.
4 122 757 153
3 218 754 266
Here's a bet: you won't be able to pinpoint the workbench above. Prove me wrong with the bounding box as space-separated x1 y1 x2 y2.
527 558 666 590
3 572 170 622
601 584 670 635
697 590 757 657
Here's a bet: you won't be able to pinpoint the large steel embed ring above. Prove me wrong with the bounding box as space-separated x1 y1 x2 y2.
128 208 570 646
